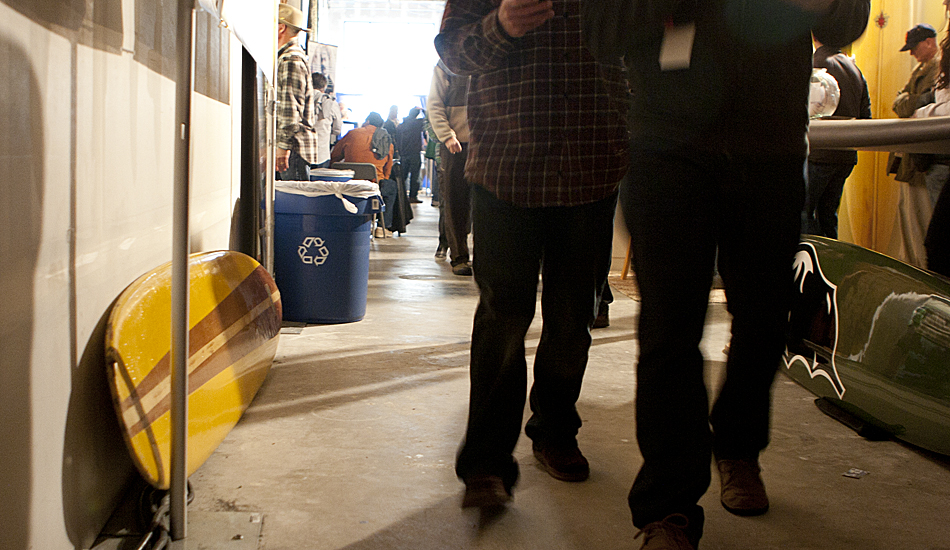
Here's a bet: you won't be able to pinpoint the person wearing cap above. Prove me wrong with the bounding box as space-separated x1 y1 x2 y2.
890 23 941 269
275 4 317 181
893 24 940 119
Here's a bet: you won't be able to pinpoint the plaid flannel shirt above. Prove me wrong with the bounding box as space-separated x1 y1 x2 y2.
276 38 318 164
434 0 629 208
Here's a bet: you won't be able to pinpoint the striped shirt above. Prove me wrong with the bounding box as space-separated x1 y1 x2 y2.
435 0 629 208
276 38 318 164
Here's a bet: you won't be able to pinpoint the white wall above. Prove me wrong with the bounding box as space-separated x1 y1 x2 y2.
0 1 244 547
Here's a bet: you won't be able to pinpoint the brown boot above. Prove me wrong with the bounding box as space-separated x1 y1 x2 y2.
461 475 512 510
717 458 769 516
635 514 695 550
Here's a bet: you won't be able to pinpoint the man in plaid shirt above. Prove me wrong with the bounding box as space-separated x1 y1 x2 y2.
435 0 629 510
275 4 317 181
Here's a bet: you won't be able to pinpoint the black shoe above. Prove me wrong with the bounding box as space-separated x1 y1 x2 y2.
532 440 589 482
592 302 609 329
435 246 447 259
461 475 512 510
409 197 423 204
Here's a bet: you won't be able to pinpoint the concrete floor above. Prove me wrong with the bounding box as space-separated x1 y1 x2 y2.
189 198 950 550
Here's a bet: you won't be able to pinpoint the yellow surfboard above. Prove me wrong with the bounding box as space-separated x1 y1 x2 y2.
105 251 281 489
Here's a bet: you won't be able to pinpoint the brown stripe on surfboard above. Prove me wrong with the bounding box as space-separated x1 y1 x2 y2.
123 303 280 437
119 265 279 414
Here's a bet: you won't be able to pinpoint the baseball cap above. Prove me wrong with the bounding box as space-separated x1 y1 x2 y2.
900 24 937 52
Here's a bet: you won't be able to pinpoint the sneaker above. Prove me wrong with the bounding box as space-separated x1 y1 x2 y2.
452 262 473 276
717 458 769 516
461 475 512 510
435 247 447 259
532 440 590 482
635 514 695 550
592 302 609 329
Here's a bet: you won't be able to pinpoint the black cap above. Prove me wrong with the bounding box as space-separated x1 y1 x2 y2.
900 24 937 52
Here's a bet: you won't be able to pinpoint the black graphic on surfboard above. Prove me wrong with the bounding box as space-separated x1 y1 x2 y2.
786 242 846 398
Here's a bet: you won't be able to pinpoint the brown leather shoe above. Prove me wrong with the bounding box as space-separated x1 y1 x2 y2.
717 458 769 516
532 440 590 482
461 475 512 510
635 514 695 550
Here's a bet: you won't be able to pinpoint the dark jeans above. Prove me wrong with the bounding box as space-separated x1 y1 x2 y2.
278 150 310 182
403 152 423 200
379 179 398 229
439 143 472 265
622 146 803 541
803 161 854 238
455 185 616 490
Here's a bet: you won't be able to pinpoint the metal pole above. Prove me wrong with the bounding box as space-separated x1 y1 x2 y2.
264 83 276 274
170 0 195 541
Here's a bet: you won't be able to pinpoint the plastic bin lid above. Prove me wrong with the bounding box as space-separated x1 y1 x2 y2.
310 168 355 181
276 180 381 214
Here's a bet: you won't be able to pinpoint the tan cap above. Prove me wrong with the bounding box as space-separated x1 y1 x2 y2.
279 4 311 33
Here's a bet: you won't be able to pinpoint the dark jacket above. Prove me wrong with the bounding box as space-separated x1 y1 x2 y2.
583 0 871 159
809 44 872 164
397 114 426 157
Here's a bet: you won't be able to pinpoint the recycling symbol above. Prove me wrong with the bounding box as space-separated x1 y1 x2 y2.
298 236 329 266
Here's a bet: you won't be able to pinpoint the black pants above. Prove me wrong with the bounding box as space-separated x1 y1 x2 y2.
803 161 855 238
455 185 616 489
926 170 950 277
403 152 423 200
439 143 472 265
622 146 803 541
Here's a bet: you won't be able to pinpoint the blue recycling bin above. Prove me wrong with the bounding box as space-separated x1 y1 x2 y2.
273 183 382 323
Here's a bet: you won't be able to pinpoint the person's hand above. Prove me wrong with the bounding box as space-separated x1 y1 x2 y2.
446 136 462 154
498 0 555 38
276 148 291 173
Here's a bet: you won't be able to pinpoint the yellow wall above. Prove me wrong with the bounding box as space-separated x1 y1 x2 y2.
839 0 948 255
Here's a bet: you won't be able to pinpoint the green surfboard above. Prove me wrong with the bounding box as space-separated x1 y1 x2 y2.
785 236 950 456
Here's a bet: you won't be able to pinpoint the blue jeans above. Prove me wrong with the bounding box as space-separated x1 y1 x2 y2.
455 185 616 490
622 145 804 542
804 161 854 238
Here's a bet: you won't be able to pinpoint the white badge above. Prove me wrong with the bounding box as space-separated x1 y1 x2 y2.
659 23 696 71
